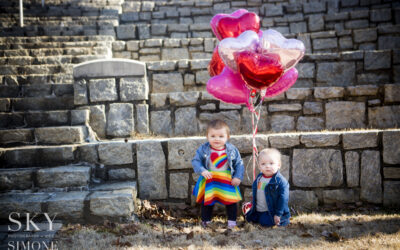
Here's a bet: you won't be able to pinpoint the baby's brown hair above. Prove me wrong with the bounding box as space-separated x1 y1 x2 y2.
206 119 230 138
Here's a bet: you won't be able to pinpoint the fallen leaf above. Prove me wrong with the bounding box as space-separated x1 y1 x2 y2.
321 230 331 237
331 231 341 241
224 229 232 236
186 231 194 240
216 238 228 246
321 230 341 242
301 232 313 238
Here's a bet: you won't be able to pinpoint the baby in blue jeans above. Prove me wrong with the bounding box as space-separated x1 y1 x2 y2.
245 148 290 226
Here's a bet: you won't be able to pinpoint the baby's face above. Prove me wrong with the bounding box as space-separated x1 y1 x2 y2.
258 153 280 176
207 128 228 150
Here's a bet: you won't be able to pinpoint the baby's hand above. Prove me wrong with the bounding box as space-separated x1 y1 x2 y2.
231 178 241 186
274 215 281 225
201 170 212 179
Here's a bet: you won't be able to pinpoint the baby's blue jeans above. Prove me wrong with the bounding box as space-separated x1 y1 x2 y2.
246 211 289 227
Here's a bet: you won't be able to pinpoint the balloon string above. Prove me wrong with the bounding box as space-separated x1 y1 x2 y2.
249 90 264 181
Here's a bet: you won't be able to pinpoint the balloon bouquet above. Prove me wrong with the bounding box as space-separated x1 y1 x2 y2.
206 9 305 190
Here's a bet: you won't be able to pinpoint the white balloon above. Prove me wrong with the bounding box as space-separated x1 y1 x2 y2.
261 29 305 70
218 30 259 71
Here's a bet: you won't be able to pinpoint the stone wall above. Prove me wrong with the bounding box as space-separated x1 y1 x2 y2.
149 84 400 137
144 49 398 90
72 58 399 138
2 0 399 40
73 59 150 139
112 26 400 60
117 0 399 43
2 130 399 208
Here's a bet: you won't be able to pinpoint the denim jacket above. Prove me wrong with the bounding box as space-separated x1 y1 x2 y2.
248 171 290 221
191 142 244 180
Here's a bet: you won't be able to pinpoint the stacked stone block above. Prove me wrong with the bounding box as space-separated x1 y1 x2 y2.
0 0 122 36
73 59 150 139
147 83 400 136
112 38 216 61
1 0 398 41
117 1 399 41
112 26 400 61
0 35 113 85
0 143 138 222
3 131 398 209
142 48 398 91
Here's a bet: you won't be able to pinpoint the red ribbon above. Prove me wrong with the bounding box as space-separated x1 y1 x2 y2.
248 89 264 181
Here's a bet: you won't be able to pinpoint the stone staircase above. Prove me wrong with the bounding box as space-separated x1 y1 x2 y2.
0 35 114 149
0 0 122 36
0 163 137 223
0 35 113 84
0 0 399 225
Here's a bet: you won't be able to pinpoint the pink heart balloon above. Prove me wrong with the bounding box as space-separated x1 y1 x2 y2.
218 30 259 72
206 67 249 105
210 9 249 40
261 29 305 70
206 67 299 110
216 12 260 40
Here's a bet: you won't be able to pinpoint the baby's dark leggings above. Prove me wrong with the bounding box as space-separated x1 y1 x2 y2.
201 203 237 222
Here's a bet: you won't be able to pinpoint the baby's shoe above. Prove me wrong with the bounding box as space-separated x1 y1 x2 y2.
227 220 237 229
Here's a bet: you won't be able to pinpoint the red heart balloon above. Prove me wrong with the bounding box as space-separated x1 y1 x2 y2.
208 47 225 77
216 12 260 40
236 50 284 90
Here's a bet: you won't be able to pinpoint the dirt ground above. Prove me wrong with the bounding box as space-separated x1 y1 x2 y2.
54 201 400 250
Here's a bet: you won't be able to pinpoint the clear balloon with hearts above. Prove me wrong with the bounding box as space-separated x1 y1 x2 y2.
217 29 305 91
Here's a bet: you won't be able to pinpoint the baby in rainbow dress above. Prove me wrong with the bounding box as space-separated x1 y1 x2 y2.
192 119 244 228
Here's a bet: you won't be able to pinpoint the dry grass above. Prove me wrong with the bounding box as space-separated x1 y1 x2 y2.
54 208 400 250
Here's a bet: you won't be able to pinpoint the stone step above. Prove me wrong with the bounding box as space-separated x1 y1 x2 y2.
0 14 119 20
0 54 110 66
0 181 137 222
0 15 120 21
0 84 73 98
2 17 398 41
0 64 74 75
0 46 111 58
0 25 116 37
0 165 91 191
0 40 112 50
144 49 397 90
0 145 78 168
1 84 398 136
111 24 400 61
0 3 123 15
1 96 74 111
0 126 88 146
19 0 124 5
117 6 397 41
0 19 120 28
1 73 74 85
0 131 398 209
0 109 84 130
0 35 114 43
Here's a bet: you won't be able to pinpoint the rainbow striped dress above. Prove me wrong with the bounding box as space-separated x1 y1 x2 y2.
193 148 242 206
